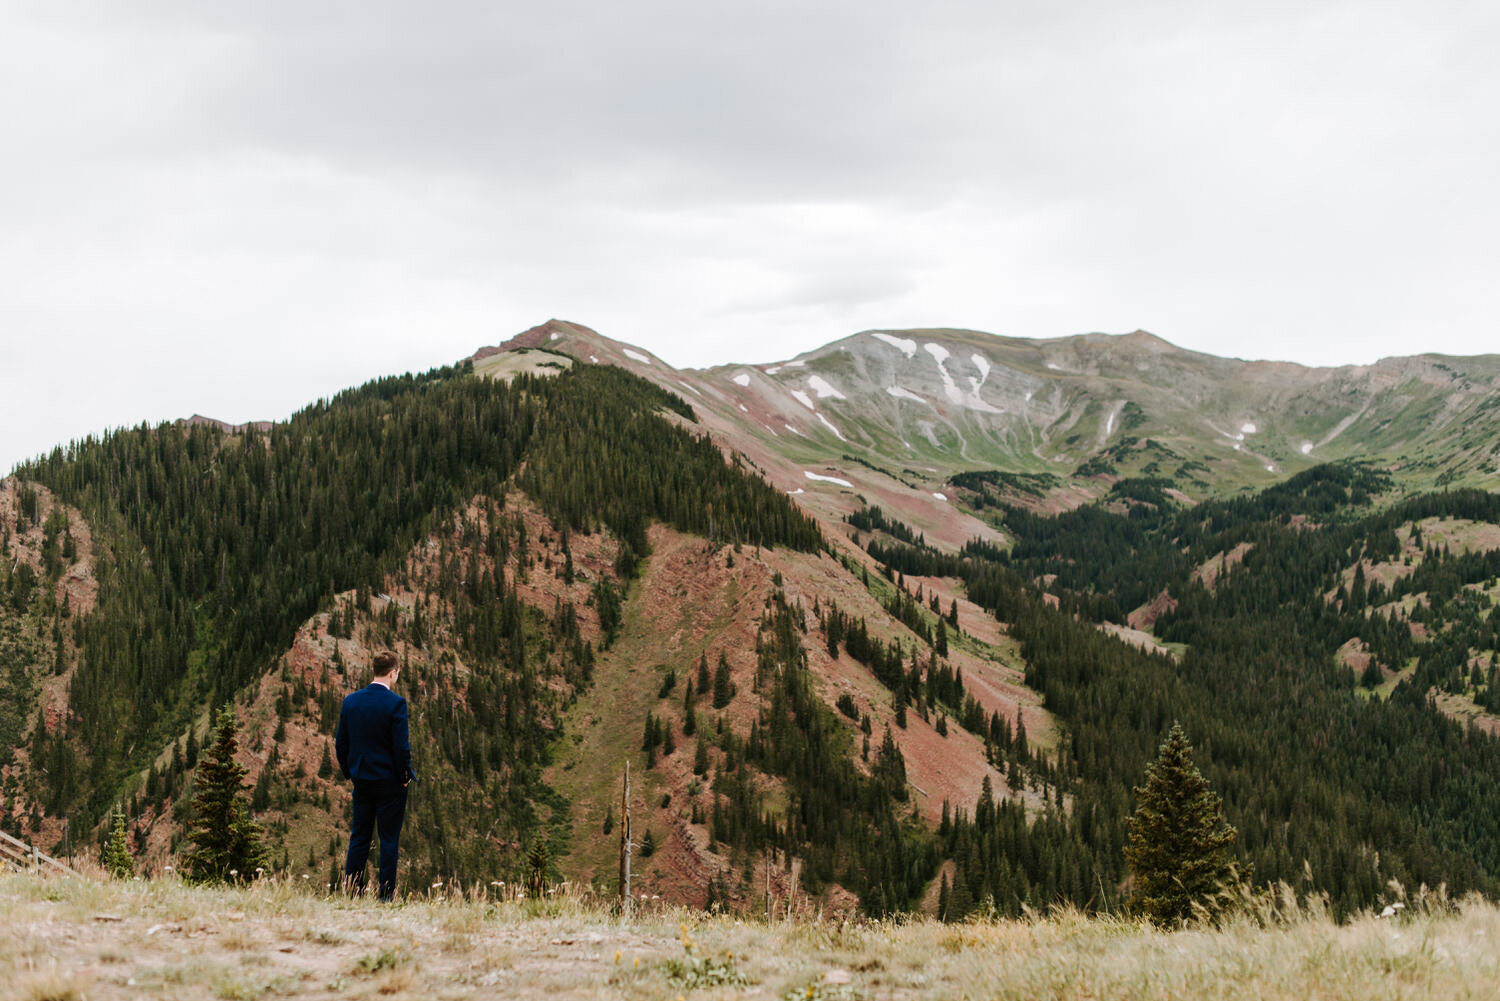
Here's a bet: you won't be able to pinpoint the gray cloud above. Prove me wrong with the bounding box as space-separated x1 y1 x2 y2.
3 0 1498 471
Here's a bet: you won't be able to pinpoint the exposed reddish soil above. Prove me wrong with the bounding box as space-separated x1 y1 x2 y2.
483 319 603 359
1458 712 1500 738
899 574 1004 648
554 516 1049 910
551 525 853 912
975 482 1100 516
0 478 98 616
918 858 960 916
1336 638 1376 677
1127 589 1178 631
1193 542 1253 590
0 478 99 849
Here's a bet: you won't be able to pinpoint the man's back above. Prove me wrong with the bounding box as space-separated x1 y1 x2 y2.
337 654 414 901
335 683 413 784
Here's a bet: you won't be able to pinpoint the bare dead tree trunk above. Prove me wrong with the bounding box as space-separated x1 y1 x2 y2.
765 848 773 919
618 761 632 918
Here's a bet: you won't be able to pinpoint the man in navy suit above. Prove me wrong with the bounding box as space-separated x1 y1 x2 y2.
335 650 416 901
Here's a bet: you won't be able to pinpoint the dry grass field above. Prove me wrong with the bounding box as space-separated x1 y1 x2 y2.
4 871 1499 1000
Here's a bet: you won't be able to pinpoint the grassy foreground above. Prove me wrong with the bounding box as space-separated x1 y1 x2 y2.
4 873 1499 1000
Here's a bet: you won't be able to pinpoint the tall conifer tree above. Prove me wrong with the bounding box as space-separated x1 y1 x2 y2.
1124 722 1239 925
101 809 134 878
183 708 266 884
712 652 734 709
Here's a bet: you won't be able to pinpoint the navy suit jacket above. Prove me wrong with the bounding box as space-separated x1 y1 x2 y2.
335 683 415 784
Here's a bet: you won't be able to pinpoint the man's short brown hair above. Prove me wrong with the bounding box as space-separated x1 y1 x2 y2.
372 651 399 676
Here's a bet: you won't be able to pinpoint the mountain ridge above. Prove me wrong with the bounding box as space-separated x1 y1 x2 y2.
467 319 1499 555
490 317 1500 386
5 321 1500 922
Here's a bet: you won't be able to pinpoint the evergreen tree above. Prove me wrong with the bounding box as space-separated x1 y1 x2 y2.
682 683 697 736
101 809 134 879
525 834 551 897
712 652 734 709
183 707 266 884
1124 722 1239 925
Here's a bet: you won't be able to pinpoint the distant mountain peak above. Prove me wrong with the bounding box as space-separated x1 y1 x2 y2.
177 414 274 434
1119 329 1177 350
476 319 603 360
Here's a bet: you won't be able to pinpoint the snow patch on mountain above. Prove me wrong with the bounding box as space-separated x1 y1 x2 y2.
872 333 917 358
804 470 853 487
732 373 751 387
923 343 963 403
784 424 806 437
623 348 651 364
963 351 1003 414
816 413 848 441
887 386 927 403
1241 422 1258 434
932 492 948 502
965 386 1003 413
808 375 846 400
1102 401 1126 439
1300 442 1313 455
677 381 702 397
791 390 816 411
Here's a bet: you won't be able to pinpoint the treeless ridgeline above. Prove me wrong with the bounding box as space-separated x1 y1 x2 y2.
4 873 1498 1001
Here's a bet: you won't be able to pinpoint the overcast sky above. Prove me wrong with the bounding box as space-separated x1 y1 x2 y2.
3 1 1498 472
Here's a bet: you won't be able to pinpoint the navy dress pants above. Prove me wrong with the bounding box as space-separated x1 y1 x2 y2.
345 779 408 900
